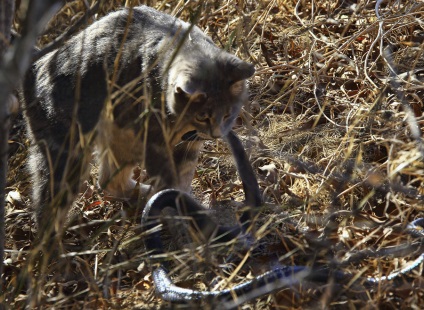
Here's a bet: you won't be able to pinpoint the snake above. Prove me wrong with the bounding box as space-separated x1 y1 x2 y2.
141 130 424 309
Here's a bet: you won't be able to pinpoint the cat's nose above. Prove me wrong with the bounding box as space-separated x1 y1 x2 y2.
210 127 222 139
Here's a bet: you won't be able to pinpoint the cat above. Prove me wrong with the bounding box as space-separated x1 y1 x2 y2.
21 5 255 231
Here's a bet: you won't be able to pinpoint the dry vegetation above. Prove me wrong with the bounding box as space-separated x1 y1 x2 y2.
4 0 424 308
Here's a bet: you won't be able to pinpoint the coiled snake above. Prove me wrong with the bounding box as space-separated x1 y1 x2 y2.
141 130 424 309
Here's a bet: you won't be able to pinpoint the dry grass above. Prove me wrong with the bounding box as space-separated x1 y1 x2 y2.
4 0 424 308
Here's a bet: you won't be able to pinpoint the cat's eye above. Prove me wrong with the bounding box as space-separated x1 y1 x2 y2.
223 113 231 121
196 112 209 122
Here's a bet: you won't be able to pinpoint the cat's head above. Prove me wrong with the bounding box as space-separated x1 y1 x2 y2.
166 50 255 140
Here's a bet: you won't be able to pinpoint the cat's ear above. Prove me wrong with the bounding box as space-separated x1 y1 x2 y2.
226 56 255 82
174 74 193 96
174 84 192 98
174 79 207 103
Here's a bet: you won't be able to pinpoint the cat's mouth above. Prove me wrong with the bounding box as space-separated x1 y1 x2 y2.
181 130 216 141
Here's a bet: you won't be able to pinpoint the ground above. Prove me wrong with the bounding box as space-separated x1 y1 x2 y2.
4 0 424 309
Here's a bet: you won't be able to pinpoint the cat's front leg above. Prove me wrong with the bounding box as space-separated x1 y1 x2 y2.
96 119 152 199
145 138 203 192
144 152 178 192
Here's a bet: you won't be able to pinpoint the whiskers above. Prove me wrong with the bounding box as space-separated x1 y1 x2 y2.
181 130 199 141
175 130 209 148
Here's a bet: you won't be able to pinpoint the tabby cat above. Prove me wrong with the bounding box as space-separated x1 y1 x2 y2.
21 5 255 230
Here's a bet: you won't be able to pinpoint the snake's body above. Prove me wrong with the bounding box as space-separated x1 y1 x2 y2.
141 131 424 309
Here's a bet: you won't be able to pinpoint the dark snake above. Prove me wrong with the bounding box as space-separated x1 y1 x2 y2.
141 130 424 309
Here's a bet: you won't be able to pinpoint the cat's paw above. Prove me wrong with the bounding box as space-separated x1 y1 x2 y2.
100 179 152 201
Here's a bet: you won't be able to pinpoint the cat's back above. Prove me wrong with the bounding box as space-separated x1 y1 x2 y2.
83 5 190 43
35 7 180 65
28 5 208 84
